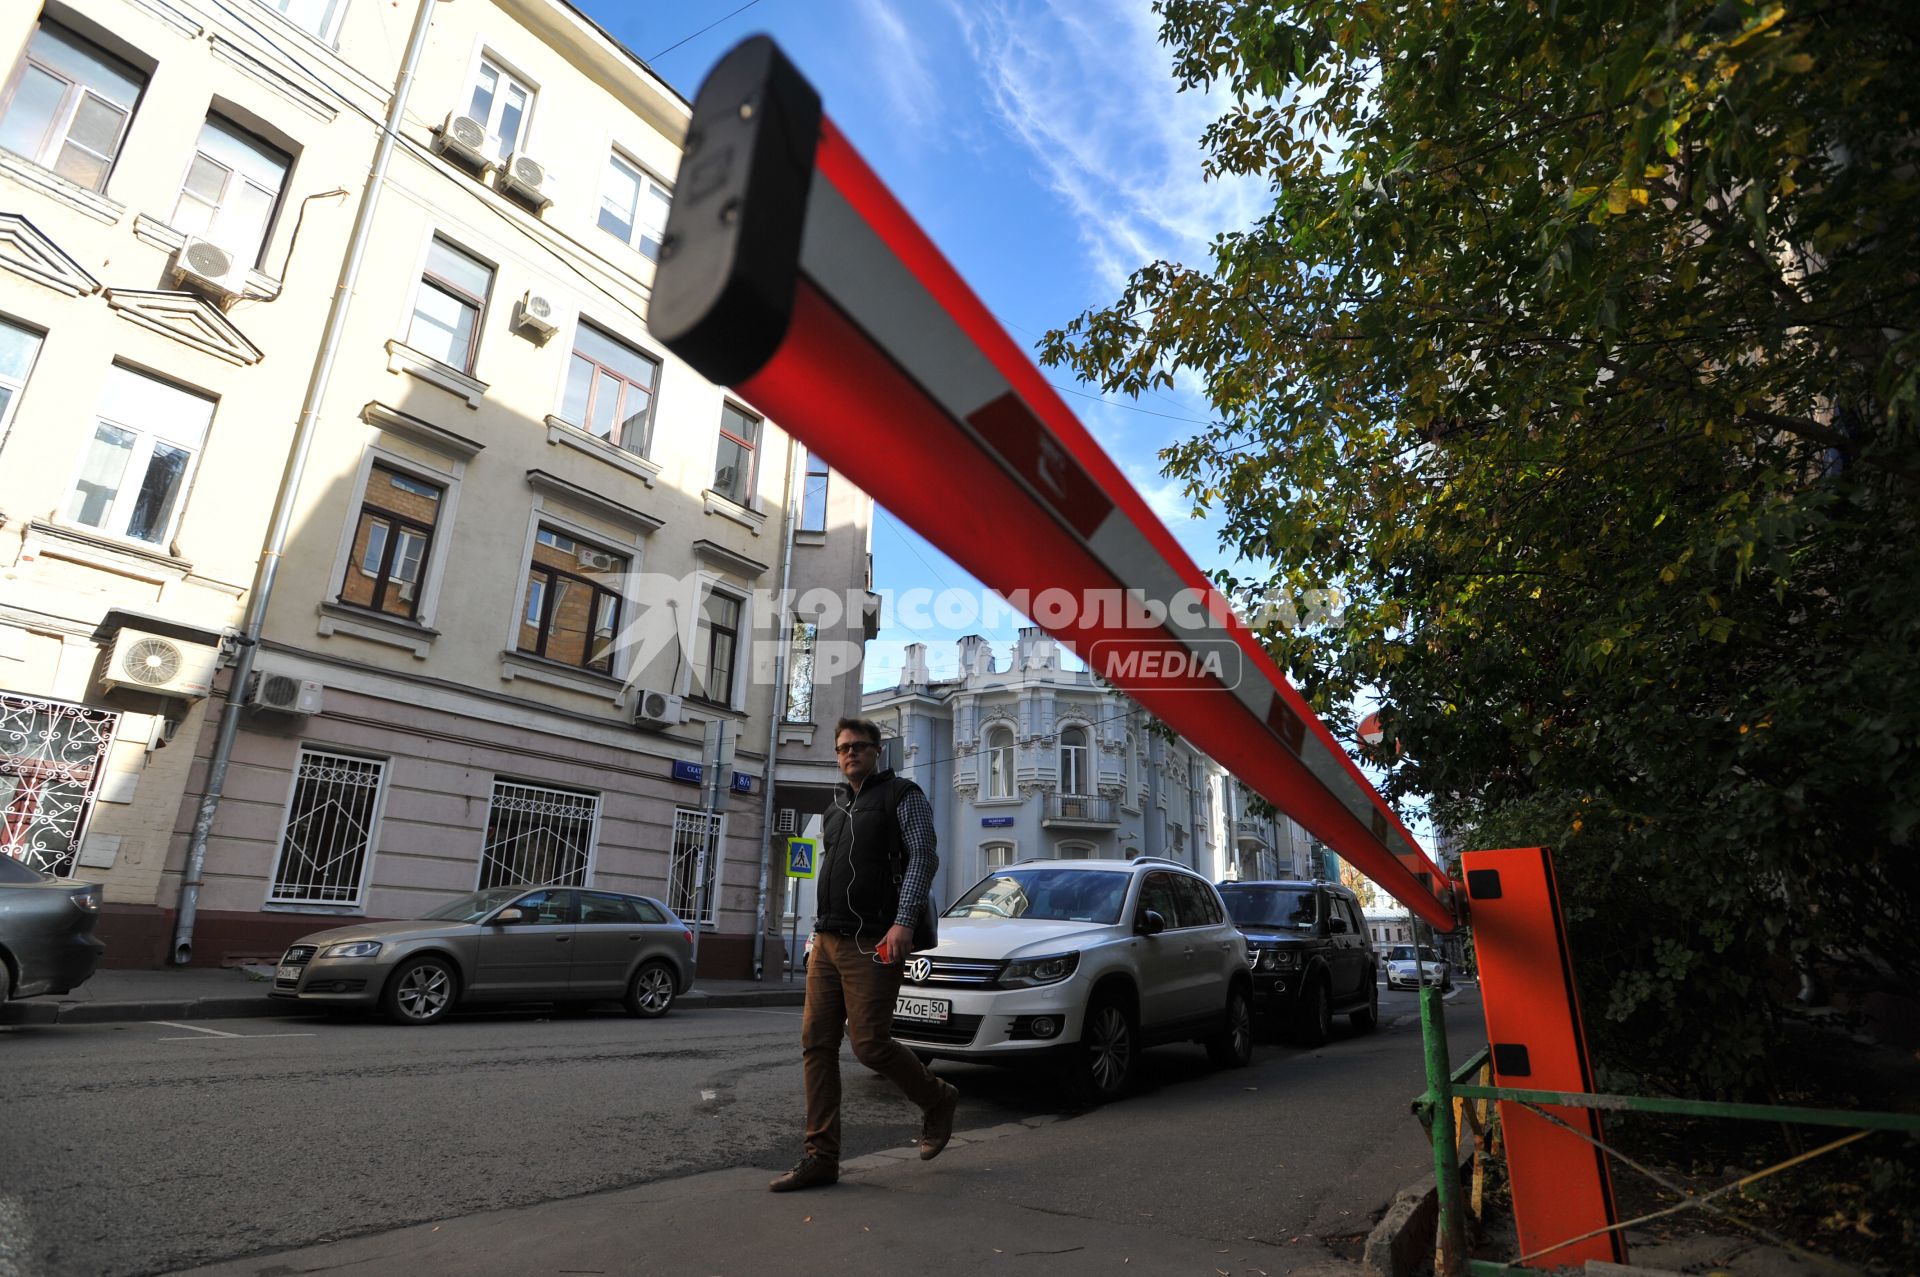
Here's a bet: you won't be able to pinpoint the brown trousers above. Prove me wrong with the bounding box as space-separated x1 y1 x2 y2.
801 931 945 1161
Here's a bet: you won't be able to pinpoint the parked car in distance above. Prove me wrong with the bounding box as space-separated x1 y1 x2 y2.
272 885 694 1025
1216 878 1377 1045
0 854 105 1003
1385 943 1452 991
890 857 1253 1104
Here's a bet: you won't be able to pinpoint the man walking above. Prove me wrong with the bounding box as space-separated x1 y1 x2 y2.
769 717 958 1192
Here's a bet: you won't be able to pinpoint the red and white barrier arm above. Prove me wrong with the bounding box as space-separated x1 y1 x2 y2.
653 38 1459 930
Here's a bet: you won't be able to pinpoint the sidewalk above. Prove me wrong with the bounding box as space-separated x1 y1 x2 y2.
171 1113 1368 1277
0 964 806 1025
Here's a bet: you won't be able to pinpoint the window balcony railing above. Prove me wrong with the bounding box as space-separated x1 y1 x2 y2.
1042 793 1118 828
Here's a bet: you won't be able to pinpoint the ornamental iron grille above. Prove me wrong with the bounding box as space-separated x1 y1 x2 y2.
478 780 598 889
268 749 387 904
667 806 723 926
0 694 119 877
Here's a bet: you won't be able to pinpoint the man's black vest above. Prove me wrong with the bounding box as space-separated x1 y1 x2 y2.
815 770 919 938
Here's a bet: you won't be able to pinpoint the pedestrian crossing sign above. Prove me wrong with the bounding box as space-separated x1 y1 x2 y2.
785 837 818 879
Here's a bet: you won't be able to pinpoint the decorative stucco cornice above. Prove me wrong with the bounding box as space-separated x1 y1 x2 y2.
104 289 263 365
0 213 101 295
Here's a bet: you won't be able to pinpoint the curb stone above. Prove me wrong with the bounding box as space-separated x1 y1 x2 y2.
1363 1179 1438 1277
1 986 806 1026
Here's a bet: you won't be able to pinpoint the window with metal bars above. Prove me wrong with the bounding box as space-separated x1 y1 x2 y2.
667 807 722 926
478 779 598 889
267 749 386 904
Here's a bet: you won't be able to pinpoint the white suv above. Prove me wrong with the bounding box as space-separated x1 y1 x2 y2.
891 857 1253 1102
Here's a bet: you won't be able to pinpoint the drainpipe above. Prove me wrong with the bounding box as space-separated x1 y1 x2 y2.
751 439 802 979
172 0 446 965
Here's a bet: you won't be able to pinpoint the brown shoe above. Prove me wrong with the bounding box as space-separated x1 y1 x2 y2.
919 1080 960 1161
769 1154 838 1192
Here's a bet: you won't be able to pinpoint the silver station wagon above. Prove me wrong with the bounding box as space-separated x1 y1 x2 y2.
271 885 694 1025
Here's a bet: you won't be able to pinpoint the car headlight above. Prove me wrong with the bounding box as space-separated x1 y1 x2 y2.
999 951 1080 987
68 886 101 912
321 941 383 959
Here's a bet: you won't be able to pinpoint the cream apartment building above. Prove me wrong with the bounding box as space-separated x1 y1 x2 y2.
0 0 876 978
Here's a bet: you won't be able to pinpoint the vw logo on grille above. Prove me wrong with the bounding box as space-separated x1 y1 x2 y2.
905 957 933 983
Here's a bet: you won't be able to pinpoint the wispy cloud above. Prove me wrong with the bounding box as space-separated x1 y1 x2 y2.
852 0 935 133
944 0 1265 287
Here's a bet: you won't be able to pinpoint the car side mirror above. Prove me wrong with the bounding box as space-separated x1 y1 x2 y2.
1328 916 1348 935
493 907 527 925
1136 909 1166 936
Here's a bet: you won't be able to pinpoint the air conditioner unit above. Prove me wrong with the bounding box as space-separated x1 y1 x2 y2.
432 113 493 173
102 629 220 699
499 152 553 210
576 547 617 572
631 689 683 731
247 671 325 715
513 290 559 338
774 807 798 835
171 238 245 302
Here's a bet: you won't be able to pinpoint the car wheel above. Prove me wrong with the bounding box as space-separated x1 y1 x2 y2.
625 960 677 1018
1205 986 1254 1069
383 956 457 1025
1351 979 1379 1032
1292 979 1332 1047
1070 994 1135 1104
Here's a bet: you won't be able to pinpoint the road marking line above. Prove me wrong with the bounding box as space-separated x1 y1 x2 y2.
151 1021 240 1037
732 1007 802 1017
157 1031 317 1041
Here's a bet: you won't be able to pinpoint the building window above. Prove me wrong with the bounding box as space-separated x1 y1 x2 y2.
172 115 291 269
783 619 816 722
1058 725 1088 796
712 403 759 505
66 366 214 546
478 779 597 889
407 236 492 373
560 322 658 455
340 463 442 620
597 151 671 259
0 21 145 193
466 55 533 161
1056 842 1093 860
986 725 1014 799
518 526 625 673
0 694 117 878
982 841 1015 871
257 0 347 43
668 807 722 926
690 589 741 705
798 450 829 532
0 319 45 439
267 748 385 905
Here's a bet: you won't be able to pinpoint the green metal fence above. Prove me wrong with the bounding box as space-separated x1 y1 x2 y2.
1412 985 1920 1276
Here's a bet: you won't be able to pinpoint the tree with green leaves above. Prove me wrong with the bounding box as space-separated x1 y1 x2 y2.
1044 0 1918 1095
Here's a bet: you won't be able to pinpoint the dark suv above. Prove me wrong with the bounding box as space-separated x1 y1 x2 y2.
1215 879 1376 1045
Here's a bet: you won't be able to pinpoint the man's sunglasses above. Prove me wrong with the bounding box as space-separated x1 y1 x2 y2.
834 741 877 755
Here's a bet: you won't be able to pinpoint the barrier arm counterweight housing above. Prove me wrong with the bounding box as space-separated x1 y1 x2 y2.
653 37 1459 931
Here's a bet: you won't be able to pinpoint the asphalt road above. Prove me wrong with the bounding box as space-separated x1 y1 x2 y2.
0 982 1482 1277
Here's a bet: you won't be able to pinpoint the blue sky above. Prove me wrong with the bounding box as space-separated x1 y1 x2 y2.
581 0 1267 689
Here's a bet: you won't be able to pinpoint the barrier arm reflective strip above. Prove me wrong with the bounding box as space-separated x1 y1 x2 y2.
653 37 1457 931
